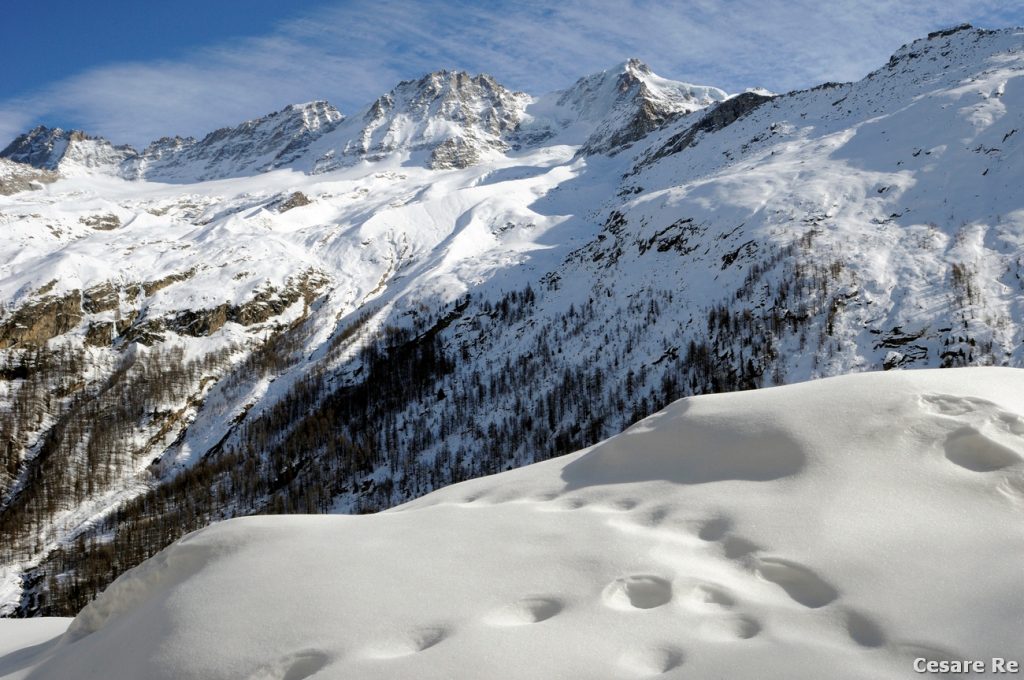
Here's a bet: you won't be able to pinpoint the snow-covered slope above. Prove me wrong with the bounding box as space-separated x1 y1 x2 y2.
5 368 1023 679
1 24 1023 620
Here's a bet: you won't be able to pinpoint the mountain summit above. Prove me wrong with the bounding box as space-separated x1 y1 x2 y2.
519 58 728 154
309 70 530 171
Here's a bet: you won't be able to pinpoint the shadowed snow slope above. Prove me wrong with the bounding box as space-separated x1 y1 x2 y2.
4 368 1023 679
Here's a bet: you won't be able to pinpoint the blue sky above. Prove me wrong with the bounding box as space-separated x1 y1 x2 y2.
2 1 1022 148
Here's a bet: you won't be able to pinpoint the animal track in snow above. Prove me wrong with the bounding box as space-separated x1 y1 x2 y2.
485 597 564 626
636 505 672 527
943 426 1022 472
892 641 960 664
754 558 839 608
920 394 1024 472
682 582 736 610
245 650 330 680
603 575 674 610
364 626 449 659
921 394 999 417
697 614 762 641
697 516 732 541
720 535 761 559
843 608 887 648
617 645 685 676
996 471 1024 506
593 497 640 512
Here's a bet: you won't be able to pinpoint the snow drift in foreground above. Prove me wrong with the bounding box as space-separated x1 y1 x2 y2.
4 368 1024 679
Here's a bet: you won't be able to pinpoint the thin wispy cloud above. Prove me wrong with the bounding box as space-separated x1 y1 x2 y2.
2 0 1021 148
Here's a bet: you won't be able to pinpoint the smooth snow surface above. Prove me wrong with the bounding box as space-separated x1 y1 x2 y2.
4 368 1023 679
0 618 70 680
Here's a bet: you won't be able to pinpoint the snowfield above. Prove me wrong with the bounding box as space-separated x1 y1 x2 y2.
3 368 1022 679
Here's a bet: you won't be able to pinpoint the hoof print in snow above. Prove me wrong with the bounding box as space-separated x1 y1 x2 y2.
843 608 887 648
684 582 736 610
943 426 1022 472
245 650 330 680
365 626 449 659
920 393 1024 471
485 596 564 626
698 614 762 641
696 516 732 541
618 645 685 675
754 558 838 608
603 575 673 610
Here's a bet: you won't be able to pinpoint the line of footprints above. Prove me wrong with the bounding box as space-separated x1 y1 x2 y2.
363 490 916 678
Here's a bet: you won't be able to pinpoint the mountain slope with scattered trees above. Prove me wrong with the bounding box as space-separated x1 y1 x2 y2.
0 23 1022 616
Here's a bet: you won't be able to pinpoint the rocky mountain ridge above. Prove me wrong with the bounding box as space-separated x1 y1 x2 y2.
1 60 726 178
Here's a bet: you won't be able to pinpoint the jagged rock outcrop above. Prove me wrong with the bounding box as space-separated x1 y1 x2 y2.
82 282 119 314
639 91 774 166
130 101 344 181
79 214 121 231
1 102 344 182
0 127 135 176
0 158 57 195
273 191 312 213
0 291 83 349
312 71 530 171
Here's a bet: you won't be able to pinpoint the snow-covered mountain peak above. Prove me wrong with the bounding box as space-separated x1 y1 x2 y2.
130 99 344 181
519 59 728 154
879 23 1023 82
0 100 346 182
0 158 57 195
0 126 136 176
308 70 529 171
0 125 72 169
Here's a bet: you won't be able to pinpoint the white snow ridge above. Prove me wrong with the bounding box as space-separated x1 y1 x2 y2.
4 368 1022 679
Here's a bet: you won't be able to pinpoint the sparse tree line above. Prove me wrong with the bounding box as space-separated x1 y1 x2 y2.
3 227 1011 616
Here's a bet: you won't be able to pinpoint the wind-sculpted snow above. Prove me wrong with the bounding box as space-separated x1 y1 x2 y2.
4 369 1023 679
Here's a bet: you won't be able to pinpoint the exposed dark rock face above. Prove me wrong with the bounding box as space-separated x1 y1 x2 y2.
142 269 197 297
82 283 119 314
1 127 75 169
79 214 121 231
128 271 328 343
0 127 135 173
84 321 114 347
581 61 700 155
928 23 973 40
0 159 57 195
275 191 312 213
640 92 774 167
0 291 83 349
429 138 483 169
